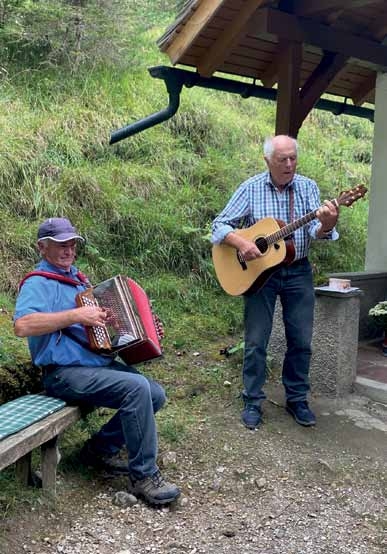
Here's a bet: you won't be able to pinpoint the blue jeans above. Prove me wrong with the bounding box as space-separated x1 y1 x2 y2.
43 361 166 480
242 258 314 406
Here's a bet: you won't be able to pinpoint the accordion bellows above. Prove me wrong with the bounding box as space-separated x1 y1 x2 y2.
76 275 163 365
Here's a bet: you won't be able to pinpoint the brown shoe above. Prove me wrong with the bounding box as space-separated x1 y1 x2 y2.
128 470 180 506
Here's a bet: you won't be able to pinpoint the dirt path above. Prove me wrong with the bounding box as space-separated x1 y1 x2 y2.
1 385 387 554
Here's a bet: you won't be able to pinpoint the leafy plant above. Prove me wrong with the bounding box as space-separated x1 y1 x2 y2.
369 301 387 329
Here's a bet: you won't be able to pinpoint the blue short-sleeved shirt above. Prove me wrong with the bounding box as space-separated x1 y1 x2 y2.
14 260 113 368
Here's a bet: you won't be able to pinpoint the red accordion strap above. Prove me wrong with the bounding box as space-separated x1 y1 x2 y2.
19 270 91 290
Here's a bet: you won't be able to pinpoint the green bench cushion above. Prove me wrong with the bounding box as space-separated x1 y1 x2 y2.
0 394 66 441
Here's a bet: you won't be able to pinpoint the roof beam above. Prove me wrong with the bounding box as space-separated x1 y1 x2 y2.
261 56 280 87
352 74 376 105
263 49 349 121
249 7 387 69
298 51 348 123
350 27 387 105
275 39 302 137
165 0 227 65
293 0 380 17
261 41 288 87
197 0 266 77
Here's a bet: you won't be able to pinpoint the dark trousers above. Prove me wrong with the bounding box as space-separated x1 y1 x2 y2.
242 258 315 406
43 361 166 480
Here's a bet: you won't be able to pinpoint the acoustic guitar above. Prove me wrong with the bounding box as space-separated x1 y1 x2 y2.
212 185 367 296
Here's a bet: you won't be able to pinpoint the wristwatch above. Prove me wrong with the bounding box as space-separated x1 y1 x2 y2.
320 227 334 238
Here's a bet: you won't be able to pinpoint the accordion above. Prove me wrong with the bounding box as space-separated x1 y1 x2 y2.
76 275 163 365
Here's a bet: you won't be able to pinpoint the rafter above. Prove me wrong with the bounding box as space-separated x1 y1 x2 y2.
293 0 380 17
165 0 227 65
352 74 377 105
260 59 279 88
248 8 387 70
260 42 286 88
298 52 348 124
197 0 266 77
351 23 387 105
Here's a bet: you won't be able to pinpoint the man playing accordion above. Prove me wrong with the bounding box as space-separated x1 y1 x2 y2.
13 217 180 507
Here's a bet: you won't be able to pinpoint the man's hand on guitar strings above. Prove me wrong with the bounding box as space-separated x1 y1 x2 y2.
223 231 262 261
237 238 263 261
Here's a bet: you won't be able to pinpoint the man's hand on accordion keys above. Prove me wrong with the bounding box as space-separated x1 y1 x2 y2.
76 305 110 328
72 276 165 361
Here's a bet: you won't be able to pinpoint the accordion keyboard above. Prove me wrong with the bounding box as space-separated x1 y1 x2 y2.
76 275 163 363
76 291 111 350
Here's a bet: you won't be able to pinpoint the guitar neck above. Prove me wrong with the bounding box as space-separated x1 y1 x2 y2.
266 203 332 245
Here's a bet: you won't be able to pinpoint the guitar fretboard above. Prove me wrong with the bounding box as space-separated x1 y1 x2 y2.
266 209 319 245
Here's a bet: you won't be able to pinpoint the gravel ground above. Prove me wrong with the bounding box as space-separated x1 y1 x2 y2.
1 386 387 554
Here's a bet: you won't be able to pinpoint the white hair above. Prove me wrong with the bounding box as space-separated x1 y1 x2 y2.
37 238 48 258
263 135 299 160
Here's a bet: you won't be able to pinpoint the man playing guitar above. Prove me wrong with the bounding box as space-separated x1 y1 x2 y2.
212 135 339 430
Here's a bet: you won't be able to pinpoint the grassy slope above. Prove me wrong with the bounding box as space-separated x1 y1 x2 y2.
0 3 373 385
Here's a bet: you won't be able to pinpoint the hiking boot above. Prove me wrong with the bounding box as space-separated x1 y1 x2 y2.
128 470 180 506
241 404 262 430
79 440 129 475
286 400 316 427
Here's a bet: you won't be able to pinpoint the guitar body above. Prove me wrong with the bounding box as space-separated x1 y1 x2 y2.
212 184 367 296
212 218 295 296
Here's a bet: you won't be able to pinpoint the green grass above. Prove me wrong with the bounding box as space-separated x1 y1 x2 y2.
0 0 372 396
0 0 374 518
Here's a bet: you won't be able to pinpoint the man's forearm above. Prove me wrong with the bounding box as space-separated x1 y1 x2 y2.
222 231 244 249
14 310 80 338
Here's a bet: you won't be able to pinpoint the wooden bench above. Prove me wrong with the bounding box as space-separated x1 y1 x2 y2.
0 398 82 496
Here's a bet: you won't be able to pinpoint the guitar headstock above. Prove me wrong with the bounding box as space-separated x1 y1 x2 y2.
337 185 368 207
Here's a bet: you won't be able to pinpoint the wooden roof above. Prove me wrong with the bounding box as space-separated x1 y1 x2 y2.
158 0 387 106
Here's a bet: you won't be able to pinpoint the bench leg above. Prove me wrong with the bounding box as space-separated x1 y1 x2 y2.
15 452 32 486
41 436 59 495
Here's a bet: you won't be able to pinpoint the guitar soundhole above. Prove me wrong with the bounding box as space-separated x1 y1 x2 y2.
255 237 268 254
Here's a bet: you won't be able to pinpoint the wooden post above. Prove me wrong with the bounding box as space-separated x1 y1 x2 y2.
41 436 60 494
275 39 302 137
15 452 32 486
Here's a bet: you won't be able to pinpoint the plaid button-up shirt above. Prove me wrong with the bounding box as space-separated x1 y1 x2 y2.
211 171 338 260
